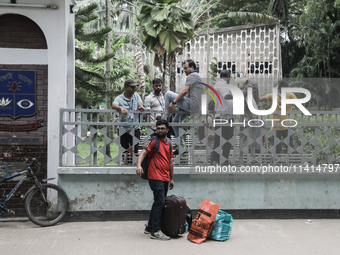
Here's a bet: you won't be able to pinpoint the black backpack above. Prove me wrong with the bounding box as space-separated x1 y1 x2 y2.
141 137 172 180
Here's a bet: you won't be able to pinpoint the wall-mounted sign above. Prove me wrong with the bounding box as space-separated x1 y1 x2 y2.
0 70 36 118
0 137 43 145
0 119 43 131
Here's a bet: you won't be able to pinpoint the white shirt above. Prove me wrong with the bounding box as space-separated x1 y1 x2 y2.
144 92 165 123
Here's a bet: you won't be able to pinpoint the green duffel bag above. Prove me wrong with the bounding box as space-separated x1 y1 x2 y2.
208 210 233 241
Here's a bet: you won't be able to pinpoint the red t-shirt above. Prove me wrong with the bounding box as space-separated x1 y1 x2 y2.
143 137 173 181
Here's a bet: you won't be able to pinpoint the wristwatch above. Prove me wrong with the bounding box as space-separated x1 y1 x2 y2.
171 101 176 105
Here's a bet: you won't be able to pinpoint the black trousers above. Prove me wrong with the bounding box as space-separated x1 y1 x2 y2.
275 129 293 154
211 124 234 164
120 129 140 154
148 179 169 233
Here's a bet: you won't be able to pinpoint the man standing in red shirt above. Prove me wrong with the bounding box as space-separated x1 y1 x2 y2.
136 119 174 240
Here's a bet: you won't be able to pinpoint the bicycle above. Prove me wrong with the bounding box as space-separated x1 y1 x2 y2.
0 158 69 227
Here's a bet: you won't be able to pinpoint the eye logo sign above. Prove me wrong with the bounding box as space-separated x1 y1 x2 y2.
198 82 222 106
0 70 36 118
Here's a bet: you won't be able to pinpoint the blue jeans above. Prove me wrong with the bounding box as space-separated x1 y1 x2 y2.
148 179 169 233
164 91 190 147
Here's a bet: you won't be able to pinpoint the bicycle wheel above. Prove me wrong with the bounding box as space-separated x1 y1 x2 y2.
25 183 69 227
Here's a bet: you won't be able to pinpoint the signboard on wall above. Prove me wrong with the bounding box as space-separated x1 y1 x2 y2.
0 70 36 118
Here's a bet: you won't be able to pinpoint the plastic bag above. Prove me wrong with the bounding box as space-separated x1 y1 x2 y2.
208 210 233 241
187 198 220 244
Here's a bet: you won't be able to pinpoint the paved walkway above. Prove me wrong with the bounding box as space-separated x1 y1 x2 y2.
1 218 339 255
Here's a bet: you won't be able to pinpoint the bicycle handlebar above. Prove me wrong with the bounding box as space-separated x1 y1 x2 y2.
25 158 41 175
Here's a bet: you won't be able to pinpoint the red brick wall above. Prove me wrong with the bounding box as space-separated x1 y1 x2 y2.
0 14 48 216
0 14 47 49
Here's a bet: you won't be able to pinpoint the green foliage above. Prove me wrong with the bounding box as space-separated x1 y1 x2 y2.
209 57 219 83
226 11 278 24
199 0 272 30
294 114 340 164
77 139 119 165
75 2 133 108
268 0 289 22
75 3 113 108
289 0 340 78
137 0 195 69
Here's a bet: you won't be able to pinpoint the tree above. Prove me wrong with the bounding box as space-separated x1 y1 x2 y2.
136 0 195 91
198 0 277 30
268 0 289 23
75 3 115 108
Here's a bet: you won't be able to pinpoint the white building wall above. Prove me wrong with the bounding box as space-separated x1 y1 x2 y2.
0 0 75 182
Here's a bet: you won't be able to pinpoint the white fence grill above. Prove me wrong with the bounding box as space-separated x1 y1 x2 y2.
59 109 340 167
176 23 281 93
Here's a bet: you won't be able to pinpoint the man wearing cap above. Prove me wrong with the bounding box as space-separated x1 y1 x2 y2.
112 79 145 155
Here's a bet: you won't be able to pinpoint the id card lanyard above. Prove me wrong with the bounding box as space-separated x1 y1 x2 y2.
128 97 134 120
154 93 164 110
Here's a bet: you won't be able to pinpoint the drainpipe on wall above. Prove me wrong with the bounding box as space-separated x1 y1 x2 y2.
0 3 58 9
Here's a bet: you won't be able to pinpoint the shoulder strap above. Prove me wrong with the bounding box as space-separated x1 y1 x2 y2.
149 137 160 170
149 137 159 161
166 138 172 160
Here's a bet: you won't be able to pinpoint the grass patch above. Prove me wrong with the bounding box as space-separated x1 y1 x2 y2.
77 138 119 166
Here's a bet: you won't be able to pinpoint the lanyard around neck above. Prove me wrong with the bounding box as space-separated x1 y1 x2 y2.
127 97 134 110
154 93 164 110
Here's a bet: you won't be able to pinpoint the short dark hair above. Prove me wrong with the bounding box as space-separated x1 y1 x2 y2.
278 80 289 89
152 78 162 85
156 119 169 129
220 69 231 78
124 79 138 87
184 59 196 70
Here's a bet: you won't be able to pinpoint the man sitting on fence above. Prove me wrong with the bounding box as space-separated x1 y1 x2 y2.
164 59 202 148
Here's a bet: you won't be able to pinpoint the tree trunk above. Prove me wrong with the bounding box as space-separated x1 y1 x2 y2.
105 0 113 157
285 41 290 77
169 62 176 92
162 52 167 87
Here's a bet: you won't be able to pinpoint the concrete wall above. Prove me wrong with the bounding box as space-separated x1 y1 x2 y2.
58 167 340 212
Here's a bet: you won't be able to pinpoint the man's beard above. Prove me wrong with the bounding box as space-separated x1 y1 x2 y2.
157 132 166 138
155 89 161 94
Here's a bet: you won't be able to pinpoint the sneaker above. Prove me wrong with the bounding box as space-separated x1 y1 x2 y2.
150 230 170 240
144 226 151 234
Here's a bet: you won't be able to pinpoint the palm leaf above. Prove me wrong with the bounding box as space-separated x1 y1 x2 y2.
138 0 156 7
151 7 170 21
159 30 181 52
227 12 278 24
154 0 180 4
143 35 158 51
138 11 153 25
145 22 161 38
